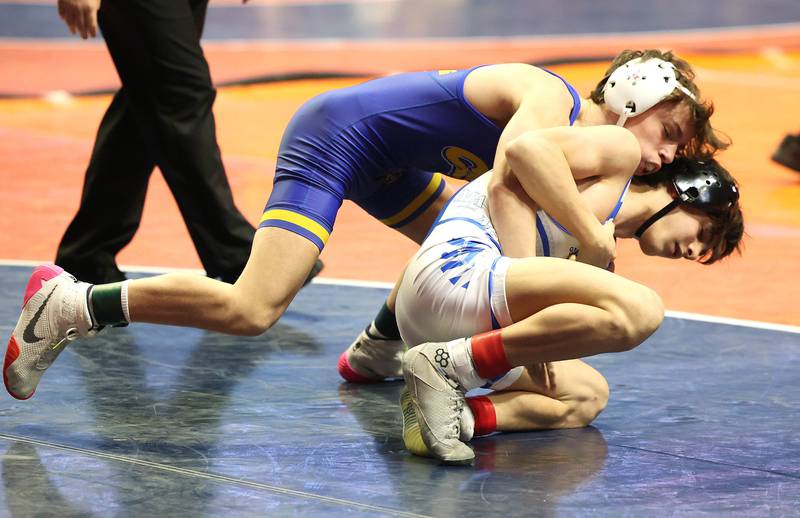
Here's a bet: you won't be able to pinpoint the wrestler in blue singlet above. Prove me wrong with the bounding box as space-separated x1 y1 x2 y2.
259 67 581 250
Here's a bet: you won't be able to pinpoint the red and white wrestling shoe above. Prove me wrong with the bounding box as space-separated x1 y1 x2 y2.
4 264 96 400
337 326 405 383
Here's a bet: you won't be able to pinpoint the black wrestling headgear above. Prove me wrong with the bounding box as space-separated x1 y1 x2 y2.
635 158 739 239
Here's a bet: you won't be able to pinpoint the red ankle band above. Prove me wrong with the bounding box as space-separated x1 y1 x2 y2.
467 396 497 437
470 330 512 380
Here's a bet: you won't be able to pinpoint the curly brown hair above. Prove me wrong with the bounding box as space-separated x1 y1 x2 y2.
590 49 730 159
632 157 744 264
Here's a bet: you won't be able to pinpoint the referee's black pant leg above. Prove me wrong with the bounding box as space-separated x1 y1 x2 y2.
56 88 154 284
144 0 255 281
97 0 255 282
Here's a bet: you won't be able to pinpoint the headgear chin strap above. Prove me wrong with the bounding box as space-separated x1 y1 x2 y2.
634 159 739 239
634 199 680 239
603 57 698 126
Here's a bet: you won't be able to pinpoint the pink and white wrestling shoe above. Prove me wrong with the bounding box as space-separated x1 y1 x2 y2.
4 265 96 400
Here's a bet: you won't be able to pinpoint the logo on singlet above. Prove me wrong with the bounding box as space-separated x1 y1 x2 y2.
440 237 491 289
440 146 489 182
380 170 403 185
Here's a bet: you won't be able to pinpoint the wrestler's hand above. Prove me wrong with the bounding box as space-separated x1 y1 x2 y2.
578 220 616 270
57 0 100 39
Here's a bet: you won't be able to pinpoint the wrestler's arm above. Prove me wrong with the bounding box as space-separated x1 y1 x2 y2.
493 123 640 267
467 65 571 258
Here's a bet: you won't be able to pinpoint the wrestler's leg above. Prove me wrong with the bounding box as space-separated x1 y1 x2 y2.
476 360 609 435
403 257 662 462
130 226 319 334
4 175 336 399
399 359 609 457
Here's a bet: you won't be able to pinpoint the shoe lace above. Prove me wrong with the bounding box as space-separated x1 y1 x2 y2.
447 393 465 439
34 327 80 370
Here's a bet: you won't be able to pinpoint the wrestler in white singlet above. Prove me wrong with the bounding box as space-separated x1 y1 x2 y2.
395 171 629 388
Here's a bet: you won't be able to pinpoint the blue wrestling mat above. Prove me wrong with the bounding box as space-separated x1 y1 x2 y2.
0 265 798 516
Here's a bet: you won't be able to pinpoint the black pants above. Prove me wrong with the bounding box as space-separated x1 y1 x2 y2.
56 0 255 284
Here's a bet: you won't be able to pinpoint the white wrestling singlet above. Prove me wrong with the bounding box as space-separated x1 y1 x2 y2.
395 170 629 388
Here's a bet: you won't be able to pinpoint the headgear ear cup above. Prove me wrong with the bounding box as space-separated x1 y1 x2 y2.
602 58 697 126
634 158 739 239
672 161 739 212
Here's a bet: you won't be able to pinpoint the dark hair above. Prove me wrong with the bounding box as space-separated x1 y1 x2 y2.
632 158 744 264
590 49 730 159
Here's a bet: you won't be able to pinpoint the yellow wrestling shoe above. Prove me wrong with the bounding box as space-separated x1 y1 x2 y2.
400 386 475 459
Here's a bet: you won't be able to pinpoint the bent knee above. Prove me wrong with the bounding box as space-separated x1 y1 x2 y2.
565 375 610 427
220 298 284 336
629 286 664 343
607 284 664 351
575 378 610 426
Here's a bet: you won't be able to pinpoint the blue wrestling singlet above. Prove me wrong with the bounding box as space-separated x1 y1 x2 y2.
260 66 582 250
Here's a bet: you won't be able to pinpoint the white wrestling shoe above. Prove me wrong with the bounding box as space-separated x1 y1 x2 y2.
3 265 96 400
400 387 474 459
402 342 474 464
337 326 405 383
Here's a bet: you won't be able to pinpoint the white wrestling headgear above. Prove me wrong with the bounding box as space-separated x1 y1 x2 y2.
602 57 698 126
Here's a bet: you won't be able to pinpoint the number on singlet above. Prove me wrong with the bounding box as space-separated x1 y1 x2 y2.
440 146 489 181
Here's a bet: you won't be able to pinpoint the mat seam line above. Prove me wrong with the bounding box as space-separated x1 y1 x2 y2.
0 432 433 518
608 442 800 480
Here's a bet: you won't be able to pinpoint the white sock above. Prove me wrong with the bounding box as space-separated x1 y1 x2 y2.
459 401 475 441
446 337 487 391
120 280 131 323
